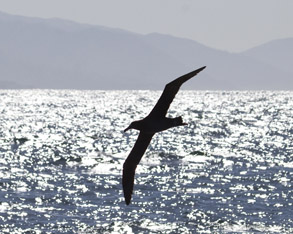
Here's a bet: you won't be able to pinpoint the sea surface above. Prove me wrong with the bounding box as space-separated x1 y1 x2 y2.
0 90 292 233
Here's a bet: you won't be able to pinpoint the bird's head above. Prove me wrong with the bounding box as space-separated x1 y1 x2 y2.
124 121 140 132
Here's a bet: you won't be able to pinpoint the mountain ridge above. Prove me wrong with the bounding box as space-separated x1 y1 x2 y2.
0 11 292 90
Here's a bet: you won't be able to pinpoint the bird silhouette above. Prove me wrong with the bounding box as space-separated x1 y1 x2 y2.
122 66 206 205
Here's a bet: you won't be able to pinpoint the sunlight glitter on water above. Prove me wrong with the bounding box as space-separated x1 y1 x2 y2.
0 90 292 233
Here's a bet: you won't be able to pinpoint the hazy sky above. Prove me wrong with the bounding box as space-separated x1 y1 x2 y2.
0 0 292 52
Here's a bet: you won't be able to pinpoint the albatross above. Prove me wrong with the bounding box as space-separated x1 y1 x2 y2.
122 66 206 205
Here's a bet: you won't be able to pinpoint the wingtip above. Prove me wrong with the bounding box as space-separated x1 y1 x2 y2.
199 66 206 71
124 193 132 205
122 166 134 205
185 66 206 78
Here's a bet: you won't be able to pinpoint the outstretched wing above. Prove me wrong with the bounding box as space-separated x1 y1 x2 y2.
148 66 206 118
122 132 154 205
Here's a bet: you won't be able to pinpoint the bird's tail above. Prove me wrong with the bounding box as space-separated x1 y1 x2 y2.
173 116 187 126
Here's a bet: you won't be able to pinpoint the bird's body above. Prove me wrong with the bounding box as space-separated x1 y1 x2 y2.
125 116 186 134
122 66 206 205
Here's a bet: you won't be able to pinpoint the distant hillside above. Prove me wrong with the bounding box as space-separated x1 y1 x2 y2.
241 38 293 75
0 11 292 90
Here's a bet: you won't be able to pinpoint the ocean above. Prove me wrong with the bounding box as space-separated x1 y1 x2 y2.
0 90 292 233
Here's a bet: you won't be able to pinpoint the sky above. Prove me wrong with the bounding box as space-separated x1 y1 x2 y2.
0 0 292 52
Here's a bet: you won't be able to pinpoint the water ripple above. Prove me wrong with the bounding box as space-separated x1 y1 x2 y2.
0 90 292 233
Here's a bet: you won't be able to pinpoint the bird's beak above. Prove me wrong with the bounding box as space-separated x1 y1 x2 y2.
124 126 131 132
